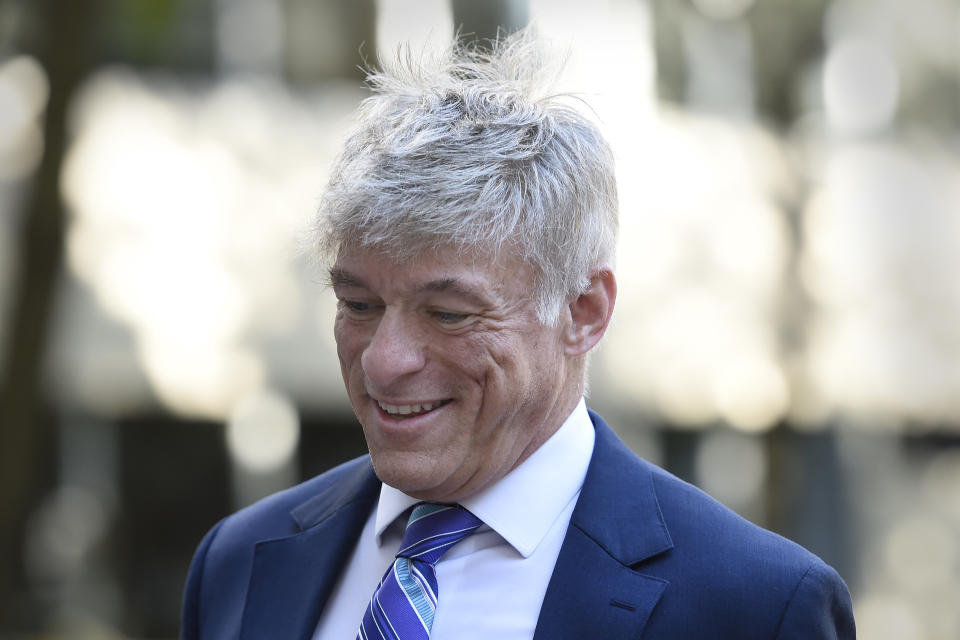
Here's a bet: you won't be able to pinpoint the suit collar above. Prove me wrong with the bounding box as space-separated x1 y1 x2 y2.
570 410 673 565
289 456 380 530
239 458 379 640
533 410 673 640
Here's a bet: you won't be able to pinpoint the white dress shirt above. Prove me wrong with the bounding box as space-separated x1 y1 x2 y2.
312 398 596 640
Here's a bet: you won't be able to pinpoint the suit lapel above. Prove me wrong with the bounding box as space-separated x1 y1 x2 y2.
534 412 673 640
239 460 380 640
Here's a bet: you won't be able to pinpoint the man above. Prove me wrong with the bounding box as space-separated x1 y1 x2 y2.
182 30 855 639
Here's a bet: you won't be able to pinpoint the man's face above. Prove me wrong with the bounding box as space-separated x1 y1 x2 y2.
331 245 577 503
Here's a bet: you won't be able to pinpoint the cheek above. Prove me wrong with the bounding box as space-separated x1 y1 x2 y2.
492 332 560 397
334 322 366 376
478 338 539 403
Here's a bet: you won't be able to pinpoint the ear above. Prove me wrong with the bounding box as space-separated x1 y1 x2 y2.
562 267 617 356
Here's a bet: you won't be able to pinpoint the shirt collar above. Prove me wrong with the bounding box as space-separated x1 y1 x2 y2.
374 398 596 558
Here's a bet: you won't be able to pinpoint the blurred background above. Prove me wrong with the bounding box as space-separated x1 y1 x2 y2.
1 0 959 637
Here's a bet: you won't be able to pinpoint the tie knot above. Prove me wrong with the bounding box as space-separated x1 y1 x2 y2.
397 503 483 566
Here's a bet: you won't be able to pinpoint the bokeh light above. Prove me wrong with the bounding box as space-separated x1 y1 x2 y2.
226 388 300 473
60 70 361 418
884 515 956 594
376 0 453 55
599 114 791 432
25 486 109 585
695 429 766 513
800 142 960 424
855 593 922 640
823 37 899 135
691 0 756 22
0 54 47 181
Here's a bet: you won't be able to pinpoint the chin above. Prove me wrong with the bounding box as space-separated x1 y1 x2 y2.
369 450 433 491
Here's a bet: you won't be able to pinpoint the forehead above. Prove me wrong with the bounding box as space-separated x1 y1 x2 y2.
331 244 534 297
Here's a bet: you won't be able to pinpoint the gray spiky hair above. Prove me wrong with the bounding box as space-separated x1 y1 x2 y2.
316 27 618 323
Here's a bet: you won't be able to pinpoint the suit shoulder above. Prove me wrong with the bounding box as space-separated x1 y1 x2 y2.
588 412 830 576
775 558 856 639
181 455 376 638
647 461 820 571
642 461 853 635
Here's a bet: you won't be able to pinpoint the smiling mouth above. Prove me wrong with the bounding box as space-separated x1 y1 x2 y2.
376 399 451 417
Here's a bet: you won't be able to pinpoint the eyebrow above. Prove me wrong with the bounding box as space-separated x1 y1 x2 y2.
327 267 367 289
329 268 493 308
415 277 492 308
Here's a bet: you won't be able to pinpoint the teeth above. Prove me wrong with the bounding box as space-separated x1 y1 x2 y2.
378 401 442 416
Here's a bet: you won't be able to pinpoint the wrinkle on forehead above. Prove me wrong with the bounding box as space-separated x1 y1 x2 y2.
331 244 541 319
334 239 534 276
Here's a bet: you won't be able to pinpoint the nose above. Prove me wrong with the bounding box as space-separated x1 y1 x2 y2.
361 308 426 389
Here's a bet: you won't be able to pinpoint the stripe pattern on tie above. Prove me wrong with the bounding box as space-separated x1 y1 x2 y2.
357 503 483 640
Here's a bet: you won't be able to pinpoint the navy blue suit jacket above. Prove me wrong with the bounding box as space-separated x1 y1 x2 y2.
182 411 855 639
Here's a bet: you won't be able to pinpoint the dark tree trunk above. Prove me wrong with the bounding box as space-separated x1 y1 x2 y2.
451 0 529 44
0 0 99 627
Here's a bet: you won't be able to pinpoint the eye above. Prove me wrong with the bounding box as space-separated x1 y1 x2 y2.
429 310 471 327
338 298 378 316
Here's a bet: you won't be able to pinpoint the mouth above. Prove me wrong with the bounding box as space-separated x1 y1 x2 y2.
375 399 452 418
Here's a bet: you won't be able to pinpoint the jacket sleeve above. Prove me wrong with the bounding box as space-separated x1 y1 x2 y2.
774 560 856 640
180 519 226 640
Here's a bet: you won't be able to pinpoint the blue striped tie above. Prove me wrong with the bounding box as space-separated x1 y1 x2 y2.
356 503 483 640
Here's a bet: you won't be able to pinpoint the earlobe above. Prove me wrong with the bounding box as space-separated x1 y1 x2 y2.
563 267 617 356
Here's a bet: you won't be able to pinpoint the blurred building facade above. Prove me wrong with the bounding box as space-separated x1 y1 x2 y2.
1 0 959 638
